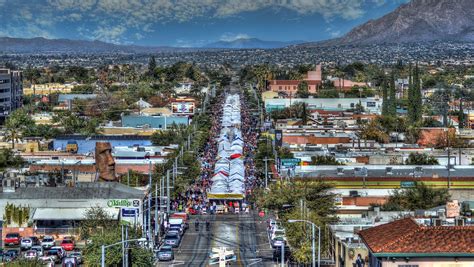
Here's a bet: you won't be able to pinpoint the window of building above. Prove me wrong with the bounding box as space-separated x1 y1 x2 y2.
279 86 282 90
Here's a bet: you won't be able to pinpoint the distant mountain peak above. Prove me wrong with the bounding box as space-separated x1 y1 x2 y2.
338 0 474 45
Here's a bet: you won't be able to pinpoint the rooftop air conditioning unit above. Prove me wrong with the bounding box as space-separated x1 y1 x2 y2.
349 190 359 197
433 218 443 226
337 167 344 175
2 177 16 193
455 218 465 226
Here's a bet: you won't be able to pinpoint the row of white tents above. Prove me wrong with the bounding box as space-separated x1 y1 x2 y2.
209 94 245 199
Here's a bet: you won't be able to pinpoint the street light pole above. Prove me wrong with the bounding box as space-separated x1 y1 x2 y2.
101 238 147 267
148 161 152 244
288 219 320 267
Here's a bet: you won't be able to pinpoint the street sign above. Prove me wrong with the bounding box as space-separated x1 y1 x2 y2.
281 158 301 167
121 208 138 218
400 181 416 188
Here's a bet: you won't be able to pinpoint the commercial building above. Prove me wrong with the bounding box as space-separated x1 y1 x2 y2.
0 182 145 230
0 69 23 122
268 64 322 95
359 218 474 266
264 97 383 114
121 114 189 130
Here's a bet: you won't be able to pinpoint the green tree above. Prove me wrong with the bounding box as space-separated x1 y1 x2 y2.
310 155 343 165
405 152 439 165
4 109 34 149
0 149 24 170
255 181 337 263
81 207 153 266
296 81 310 98
388 71 397 116
148 56 157 77
408 64 422 123
301 102 309 124
380 183 450 211
381 77 389 116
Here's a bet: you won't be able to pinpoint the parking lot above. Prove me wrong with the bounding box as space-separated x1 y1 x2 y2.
1 233 83 265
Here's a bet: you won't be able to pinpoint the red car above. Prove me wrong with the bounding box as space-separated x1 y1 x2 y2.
4 233 21 246
60 239 75 251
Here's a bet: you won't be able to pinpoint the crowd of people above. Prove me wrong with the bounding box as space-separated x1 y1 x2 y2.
170 90 259 214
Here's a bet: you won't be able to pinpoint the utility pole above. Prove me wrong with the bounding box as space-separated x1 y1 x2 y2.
121 225 124 267
124 225 128 267
281 242 285 267
167 169 171 213
264 157 269 188
147 161 152 245
155 182 159 245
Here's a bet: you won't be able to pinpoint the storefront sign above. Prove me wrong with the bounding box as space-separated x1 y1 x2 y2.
108 199 140 208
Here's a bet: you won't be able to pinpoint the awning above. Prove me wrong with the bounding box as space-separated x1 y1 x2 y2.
32 208 120 221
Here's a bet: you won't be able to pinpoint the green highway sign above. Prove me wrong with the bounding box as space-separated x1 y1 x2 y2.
281 158 301 167
400 181 416 188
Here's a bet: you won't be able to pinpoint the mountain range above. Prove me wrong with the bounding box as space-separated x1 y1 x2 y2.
203 38 303 49
0 37 187 53
307 0 474 46
1 0 473 53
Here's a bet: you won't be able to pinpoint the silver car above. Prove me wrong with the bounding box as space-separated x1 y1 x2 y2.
41 236 56 249
157 245 174 261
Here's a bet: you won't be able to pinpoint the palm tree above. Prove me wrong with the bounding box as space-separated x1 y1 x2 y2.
3 109 32 149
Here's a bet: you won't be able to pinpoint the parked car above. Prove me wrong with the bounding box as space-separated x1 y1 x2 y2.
60 239 75 251
30 245 44 257
4 249 19 261
4 233 21 246
51 246 66 258
62 256 78 266
68 251 83 265
41 236 56 249
164 232 181 248
157 245 174 261
270 228 286 240
24 250 38 260
271 236 286 248
40 248 63 263
21 236 40 250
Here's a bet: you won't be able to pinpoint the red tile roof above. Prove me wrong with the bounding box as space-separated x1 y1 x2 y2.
359 218 474 254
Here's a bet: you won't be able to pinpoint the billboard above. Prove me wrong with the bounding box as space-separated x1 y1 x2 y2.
172 102 195 114
274 130 283 148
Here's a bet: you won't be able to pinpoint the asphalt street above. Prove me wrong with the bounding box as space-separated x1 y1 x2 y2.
157 212 276 267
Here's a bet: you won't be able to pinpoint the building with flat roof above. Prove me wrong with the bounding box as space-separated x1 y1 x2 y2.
0 182 145 228
0 69 22 122
121 114 189 130
264 97 383 114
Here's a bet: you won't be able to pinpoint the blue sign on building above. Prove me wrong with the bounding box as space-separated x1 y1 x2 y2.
121 208 138 218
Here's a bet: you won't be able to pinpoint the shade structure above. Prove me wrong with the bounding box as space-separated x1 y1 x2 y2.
209 94 246 200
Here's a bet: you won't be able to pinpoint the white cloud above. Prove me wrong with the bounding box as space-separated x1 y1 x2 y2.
92 25 126 43
220 33 251 42
0 0 380 43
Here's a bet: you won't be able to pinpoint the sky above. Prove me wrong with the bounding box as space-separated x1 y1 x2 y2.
0 0 409 47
